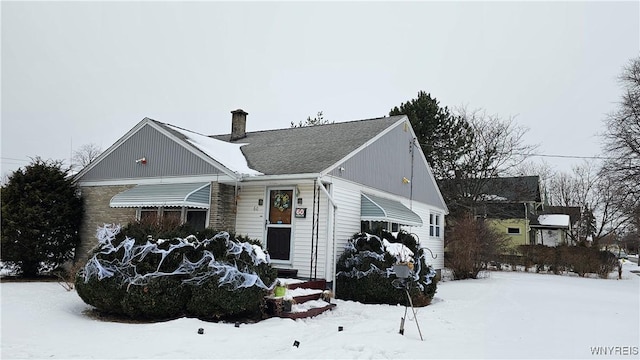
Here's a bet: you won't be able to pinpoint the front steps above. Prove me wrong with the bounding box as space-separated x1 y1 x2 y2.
266 278 336 319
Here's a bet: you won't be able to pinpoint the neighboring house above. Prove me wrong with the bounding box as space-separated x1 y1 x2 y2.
445 176 578 248
532 205 581 246
74 110 449 288
479 177 542 248
440 176 543 248
530 214 571 246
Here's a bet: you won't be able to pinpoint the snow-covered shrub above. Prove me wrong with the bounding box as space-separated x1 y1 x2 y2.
335 231 437 306
75 223 277 321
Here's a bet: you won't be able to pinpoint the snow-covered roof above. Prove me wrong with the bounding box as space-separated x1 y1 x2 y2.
537 214 570 227
166 124 262 176
479 194 509 201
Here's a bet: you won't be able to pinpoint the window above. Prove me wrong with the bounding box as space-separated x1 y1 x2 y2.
507 227 521 235
162 209 182 226
360 221 401 233
140 208 158 222
187 210 207 231
430 214 441 237
138 207 208 230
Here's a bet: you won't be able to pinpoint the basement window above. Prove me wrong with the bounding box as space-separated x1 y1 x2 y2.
507 227 521 235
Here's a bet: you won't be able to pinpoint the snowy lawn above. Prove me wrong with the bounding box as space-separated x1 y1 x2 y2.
1 262 639 359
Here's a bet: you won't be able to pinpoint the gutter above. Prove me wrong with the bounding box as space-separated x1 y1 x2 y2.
237 172 323 183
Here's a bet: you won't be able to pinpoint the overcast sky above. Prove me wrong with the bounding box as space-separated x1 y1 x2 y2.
2 1 639 179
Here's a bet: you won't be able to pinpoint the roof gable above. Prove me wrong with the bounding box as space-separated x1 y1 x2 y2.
75 118 238 183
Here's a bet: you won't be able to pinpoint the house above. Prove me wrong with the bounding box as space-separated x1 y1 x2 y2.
531 205 581 246
440 176 580 248
74 110 449 289
530 214 571 246
439 176 543 247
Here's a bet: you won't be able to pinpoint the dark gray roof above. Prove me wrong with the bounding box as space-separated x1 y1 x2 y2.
479 176 541 202
439 176 541 203
211 116 404 175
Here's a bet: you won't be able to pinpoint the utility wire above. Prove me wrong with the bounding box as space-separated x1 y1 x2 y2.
519 153 617 160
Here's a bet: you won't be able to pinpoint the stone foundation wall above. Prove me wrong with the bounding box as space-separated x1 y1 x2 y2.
209 182 237 232
77 185 136 260
78 182 238 261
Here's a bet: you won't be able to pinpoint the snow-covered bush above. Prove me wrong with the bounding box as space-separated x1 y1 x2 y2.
75 223 277 321
335 231 437 306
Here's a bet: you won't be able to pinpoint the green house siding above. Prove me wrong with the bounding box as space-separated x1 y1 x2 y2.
488 218 529 248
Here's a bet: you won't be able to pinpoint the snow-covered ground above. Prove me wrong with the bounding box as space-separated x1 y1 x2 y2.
1 262 639 359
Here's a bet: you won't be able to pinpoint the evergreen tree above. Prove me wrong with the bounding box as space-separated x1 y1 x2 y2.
390 91 474 180
1 158 83 277
290 111 333 128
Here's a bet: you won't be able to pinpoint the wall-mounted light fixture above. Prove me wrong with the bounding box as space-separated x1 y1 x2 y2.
135 157 147 165
402 177 410 184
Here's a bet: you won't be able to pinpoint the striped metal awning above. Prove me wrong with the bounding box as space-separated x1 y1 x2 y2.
110 183 211 209
361 193 423 227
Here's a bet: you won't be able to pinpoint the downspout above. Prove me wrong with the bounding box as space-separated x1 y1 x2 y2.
317 177 338 295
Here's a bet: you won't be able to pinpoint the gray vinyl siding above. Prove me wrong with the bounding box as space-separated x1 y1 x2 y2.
79 124 224 181
327 121 445 209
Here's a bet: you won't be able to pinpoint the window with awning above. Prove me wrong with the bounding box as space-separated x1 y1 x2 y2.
360 193 423 227
110 183 211 209
110 183 211 230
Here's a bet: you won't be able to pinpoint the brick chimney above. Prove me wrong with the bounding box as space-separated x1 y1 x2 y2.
230 109 248 141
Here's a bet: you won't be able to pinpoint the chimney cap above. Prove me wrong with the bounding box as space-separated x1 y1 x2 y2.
231 109 248 115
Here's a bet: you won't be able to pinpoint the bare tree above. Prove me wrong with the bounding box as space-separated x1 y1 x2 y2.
545 161 633 245
455 107 538 179
600 57 640 244
440 107 539 217
72 143 102 170
507 159 555 204
602 58 640 187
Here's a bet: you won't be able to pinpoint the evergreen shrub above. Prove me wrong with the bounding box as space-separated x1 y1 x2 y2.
1 158 84 277
75 221 277 321
336 231 437 306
